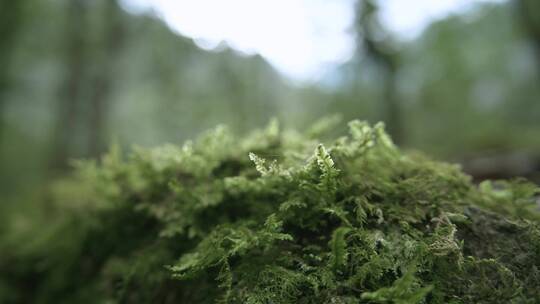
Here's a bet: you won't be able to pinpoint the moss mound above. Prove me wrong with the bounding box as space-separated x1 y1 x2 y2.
1 120 539 303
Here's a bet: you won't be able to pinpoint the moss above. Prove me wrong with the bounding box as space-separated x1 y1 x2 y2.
1 119 539 303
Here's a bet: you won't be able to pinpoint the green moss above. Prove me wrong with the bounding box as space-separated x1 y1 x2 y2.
1 119 539 303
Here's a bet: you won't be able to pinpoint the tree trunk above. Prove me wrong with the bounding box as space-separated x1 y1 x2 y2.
88 0 124 158
516 0 540 77
381 66 402 145
50 0 86 171
355 0 403 144
0 0 25 155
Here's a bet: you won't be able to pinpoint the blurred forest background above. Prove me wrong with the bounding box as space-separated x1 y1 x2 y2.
1 0 540 210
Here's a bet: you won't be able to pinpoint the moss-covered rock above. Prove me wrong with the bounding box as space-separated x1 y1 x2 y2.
1 119 539 303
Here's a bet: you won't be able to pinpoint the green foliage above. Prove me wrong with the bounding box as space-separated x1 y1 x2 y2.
329 227 351 272
1 120 539 303
361 266 433 304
